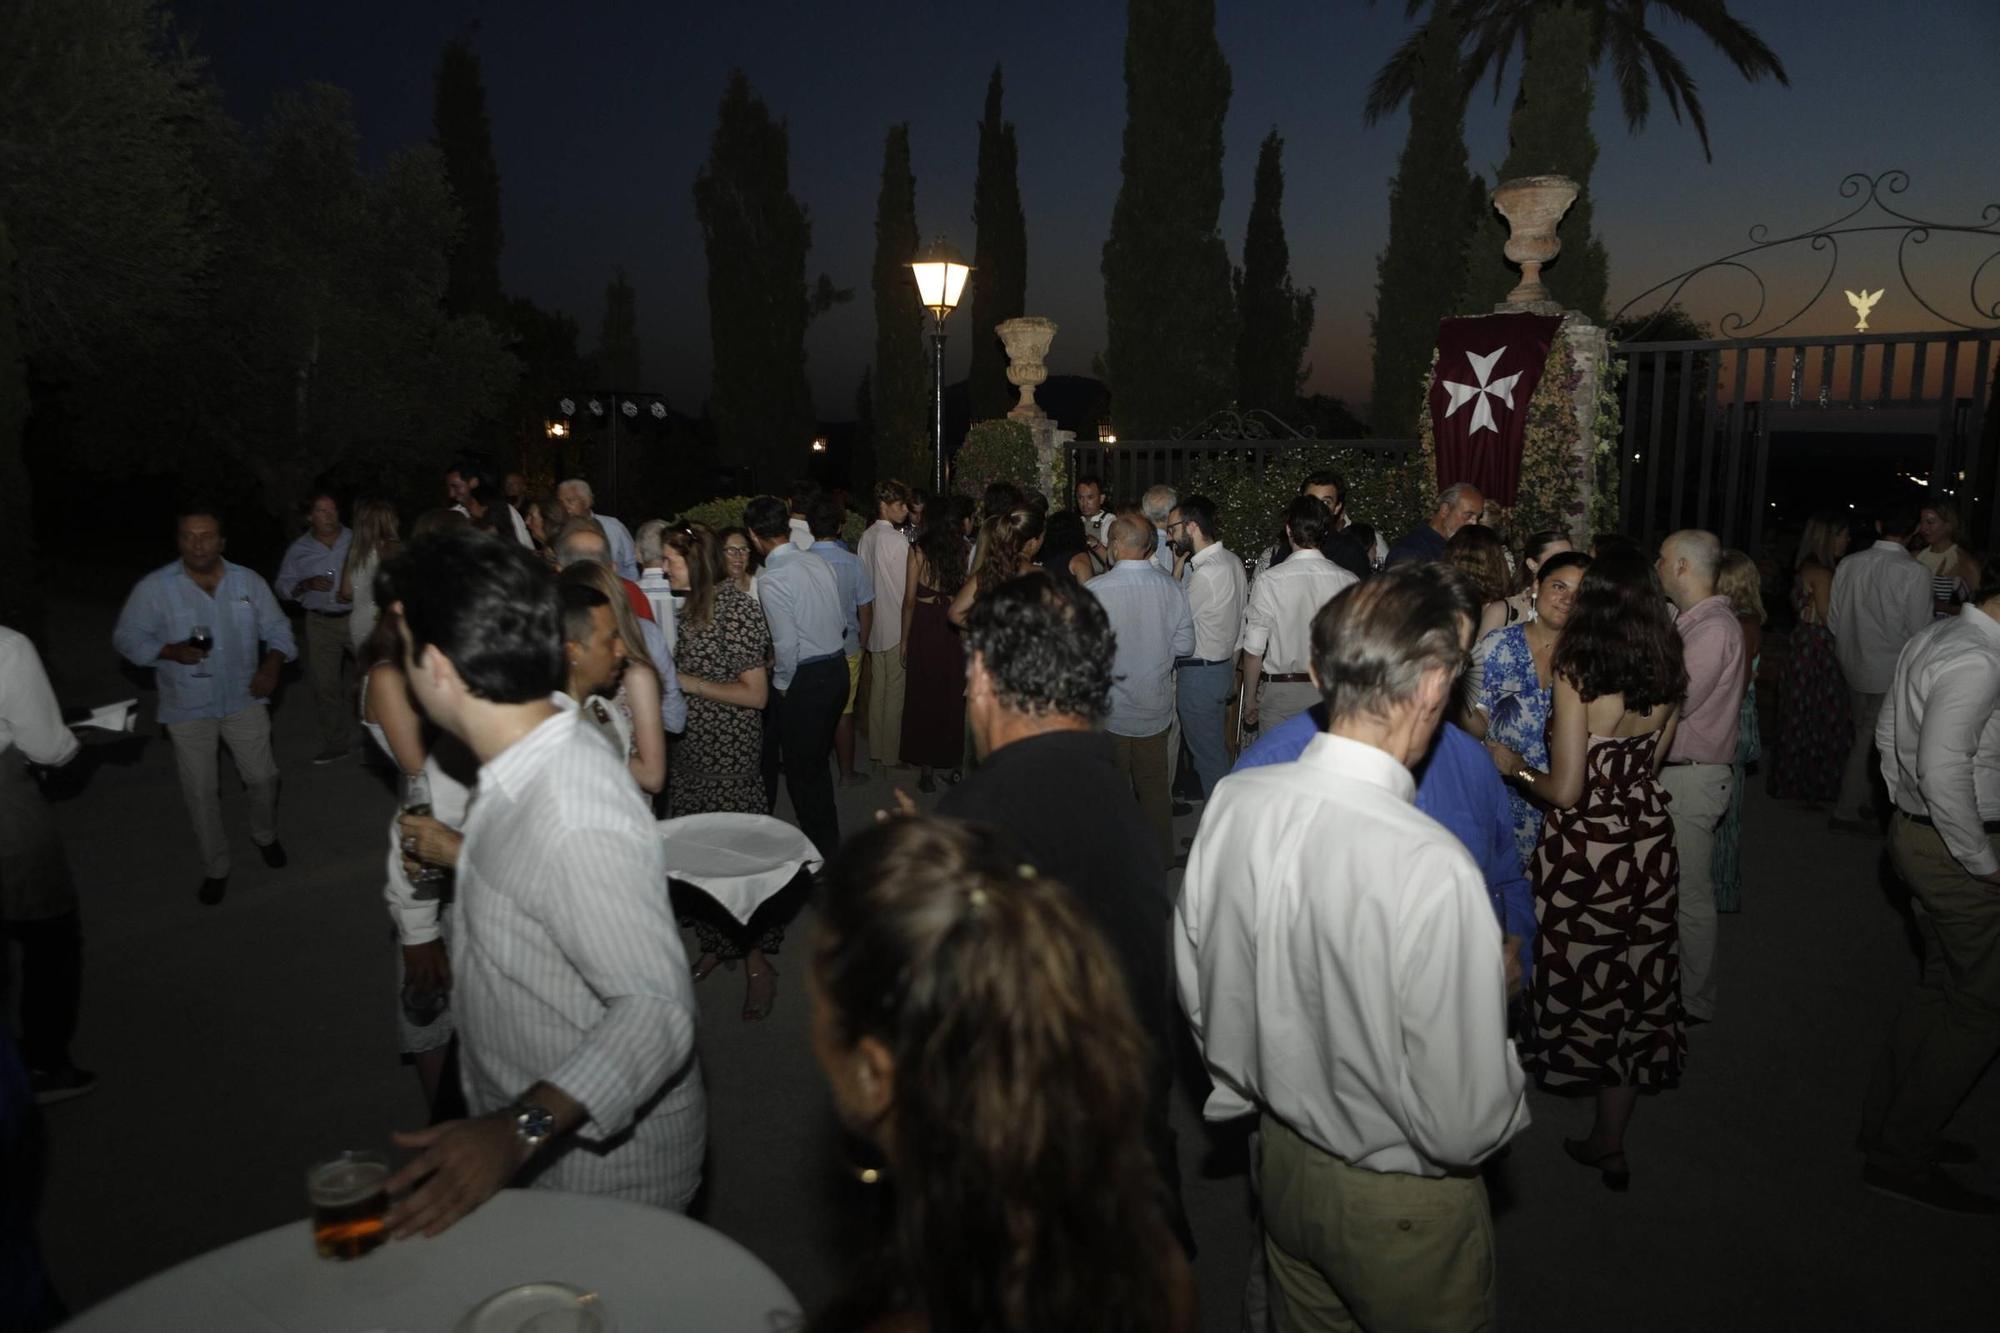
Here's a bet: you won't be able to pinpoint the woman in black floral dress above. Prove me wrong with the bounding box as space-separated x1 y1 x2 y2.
663 522 785 1018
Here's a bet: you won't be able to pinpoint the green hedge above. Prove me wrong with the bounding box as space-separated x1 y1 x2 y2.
676 494 864 546
953 419 1036 499
1181 445 1428 558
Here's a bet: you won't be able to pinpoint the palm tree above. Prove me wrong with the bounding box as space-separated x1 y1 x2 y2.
1365 0 1788 162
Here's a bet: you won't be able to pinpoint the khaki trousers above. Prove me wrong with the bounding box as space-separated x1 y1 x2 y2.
1661 762 1732 1022
1861 817 2000 1173
1259 679 1321 735
1260 1116 1496 1332
1834 688 1887 823
304 610 352 754
167 704 280 879
1109 728 1173 864
865 647 906 766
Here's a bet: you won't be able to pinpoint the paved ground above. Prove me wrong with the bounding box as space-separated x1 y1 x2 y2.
25 593 1999 1330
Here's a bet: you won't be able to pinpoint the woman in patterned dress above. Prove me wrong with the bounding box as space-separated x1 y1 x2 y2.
1710 551 1765 912
1766 511 1851 803
1471 552 1591 871
1490 549 1688 1192
662 522 781 1018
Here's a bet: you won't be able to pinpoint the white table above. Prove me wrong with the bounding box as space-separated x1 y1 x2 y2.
64 1188 801 1332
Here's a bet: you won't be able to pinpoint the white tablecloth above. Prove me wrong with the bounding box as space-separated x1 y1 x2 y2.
657 813 821 924
64 1188 801 1332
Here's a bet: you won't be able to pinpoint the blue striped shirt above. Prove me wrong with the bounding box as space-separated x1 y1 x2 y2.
112 560 298 724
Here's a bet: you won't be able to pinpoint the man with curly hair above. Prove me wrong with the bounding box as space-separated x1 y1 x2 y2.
937 569 1190 1252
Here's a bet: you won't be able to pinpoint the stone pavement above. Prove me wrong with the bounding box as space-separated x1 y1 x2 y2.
26 593 1998 1330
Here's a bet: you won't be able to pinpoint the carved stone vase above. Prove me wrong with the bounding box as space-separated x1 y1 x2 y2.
996 316 1059 421
1491 175 1580 309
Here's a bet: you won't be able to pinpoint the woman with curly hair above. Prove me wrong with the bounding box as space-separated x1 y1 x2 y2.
807 816 1194 1333
898 505 973 792
1444 523 1517 640
1491 548 1689 1192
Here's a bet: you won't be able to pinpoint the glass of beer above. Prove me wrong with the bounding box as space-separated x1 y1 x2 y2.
307 1150 389 1260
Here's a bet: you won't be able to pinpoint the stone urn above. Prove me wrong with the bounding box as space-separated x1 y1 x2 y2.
996 316 1059 421
1491 175 1580 309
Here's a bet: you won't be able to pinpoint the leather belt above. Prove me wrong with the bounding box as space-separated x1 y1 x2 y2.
1899 810 2000 834
1260 672 1312 684
797 651 844 668
1177 656 1233 667
307 609 352 618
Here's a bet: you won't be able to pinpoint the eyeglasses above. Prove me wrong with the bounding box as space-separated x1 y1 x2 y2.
722 545 751 556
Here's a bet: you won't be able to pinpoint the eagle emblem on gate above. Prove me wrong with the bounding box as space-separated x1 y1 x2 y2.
1845 288 1884 332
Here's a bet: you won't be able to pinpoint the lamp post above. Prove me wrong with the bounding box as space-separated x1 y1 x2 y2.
907 236 971 496
552 392 667 516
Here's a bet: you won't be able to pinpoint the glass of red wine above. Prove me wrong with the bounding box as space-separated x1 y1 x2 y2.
188 623 214 678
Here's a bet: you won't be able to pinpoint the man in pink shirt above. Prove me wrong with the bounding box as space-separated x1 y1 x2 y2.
1657 529 1747 1024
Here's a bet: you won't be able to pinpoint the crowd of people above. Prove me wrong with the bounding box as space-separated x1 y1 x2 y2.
4 450 1998 1330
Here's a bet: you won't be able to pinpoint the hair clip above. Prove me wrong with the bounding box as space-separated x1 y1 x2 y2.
968 887 989 908
1016 863 1036 879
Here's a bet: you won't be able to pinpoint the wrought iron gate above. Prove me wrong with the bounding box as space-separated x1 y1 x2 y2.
1610 171 2000 550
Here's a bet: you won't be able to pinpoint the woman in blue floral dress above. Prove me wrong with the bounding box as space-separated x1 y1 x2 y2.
1472 552 1591 870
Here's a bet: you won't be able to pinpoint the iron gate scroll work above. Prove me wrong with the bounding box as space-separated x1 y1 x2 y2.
1610 171 2000 550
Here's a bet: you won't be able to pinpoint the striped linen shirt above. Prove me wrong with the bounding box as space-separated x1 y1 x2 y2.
452 701 705 1209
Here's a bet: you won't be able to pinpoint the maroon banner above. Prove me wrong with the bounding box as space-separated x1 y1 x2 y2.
1426 313 1563 508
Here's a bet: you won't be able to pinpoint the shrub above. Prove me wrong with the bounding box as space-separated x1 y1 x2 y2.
952 418 1036 499
674 493 865 546
1182 445 1428 559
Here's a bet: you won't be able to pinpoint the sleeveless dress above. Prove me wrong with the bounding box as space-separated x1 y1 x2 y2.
899 581 967 769
1712 657 1761 912
1473 623 1554 872
1527 732 1687 1091
1765 576 1850 802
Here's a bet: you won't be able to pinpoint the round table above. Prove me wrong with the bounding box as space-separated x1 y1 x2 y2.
64 1188 801 1331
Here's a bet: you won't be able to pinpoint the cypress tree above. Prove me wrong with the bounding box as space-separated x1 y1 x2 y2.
433 35 504 319
1463 3 1609 320
694 71 820 489
1369 13 1479 436
1102 0 1238 439
851 366 878 502
870 124 929 486
594 268 642 388
1234 130 1314 422
968 66 1027 423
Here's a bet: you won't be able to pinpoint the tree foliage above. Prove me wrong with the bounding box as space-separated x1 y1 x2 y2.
434 33 505 320
1369 12 1479 436
1234 130 1314 422
694 71 846 489
593 268 643 388
969 66 1027 423
870 124 929 487
1102 0 1238 439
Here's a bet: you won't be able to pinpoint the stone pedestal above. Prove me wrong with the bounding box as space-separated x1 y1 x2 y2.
1026 417 1073 506
1560 313 1609 547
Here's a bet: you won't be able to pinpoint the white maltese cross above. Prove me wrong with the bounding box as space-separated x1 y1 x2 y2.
1441 347 1523 436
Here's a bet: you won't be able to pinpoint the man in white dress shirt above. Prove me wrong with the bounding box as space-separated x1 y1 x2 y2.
1087 513 1195 862
1827 502 1933 830
1859 568 2000 1215
380 531 703 1236
1169 494 1246 800
557 478 639 581
273 492 353 763
1177 564 1529 1329
1240 496 1358 736
856 480 912 770
1076 473 1112 572
446 459 534 550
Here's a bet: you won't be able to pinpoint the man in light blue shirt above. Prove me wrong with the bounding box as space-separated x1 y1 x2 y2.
554 527 685 734
274 492 354 763
1088 513 1194 861
806 496 876 787
748 496 849 859
557 478 639 582
113 507 297 904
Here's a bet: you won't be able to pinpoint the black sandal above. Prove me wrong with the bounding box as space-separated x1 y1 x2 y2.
1563 1137 1630 1192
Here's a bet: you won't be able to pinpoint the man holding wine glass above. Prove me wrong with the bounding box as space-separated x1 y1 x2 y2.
113 506 297 905
275 491 355 765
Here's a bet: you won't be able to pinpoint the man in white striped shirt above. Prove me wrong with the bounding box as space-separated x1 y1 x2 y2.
380 531 703 1237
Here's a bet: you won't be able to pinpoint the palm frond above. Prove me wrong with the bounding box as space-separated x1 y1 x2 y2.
1362 24 1435 123
1648 0 1790 85
1636 28 1712 160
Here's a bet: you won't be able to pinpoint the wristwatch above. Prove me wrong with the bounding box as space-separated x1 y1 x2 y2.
507 1102 557 1155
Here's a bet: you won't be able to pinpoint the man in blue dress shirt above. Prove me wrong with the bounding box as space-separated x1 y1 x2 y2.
805 496 875 787
273 491 353 763
1087 512 1195 863
113 507 297 904
747 495 849 859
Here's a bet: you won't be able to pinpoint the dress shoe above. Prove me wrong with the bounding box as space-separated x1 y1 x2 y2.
1855 1134 1979 1166
29 1065 99 1105
198 875 228 906
258 840 289 869
311 746 351 765
1863 1163 2000 1215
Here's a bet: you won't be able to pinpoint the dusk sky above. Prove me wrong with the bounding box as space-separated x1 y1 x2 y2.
176 0 1999 420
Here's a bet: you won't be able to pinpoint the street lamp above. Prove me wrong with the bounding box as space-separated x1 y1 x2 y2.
908 235 971 495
